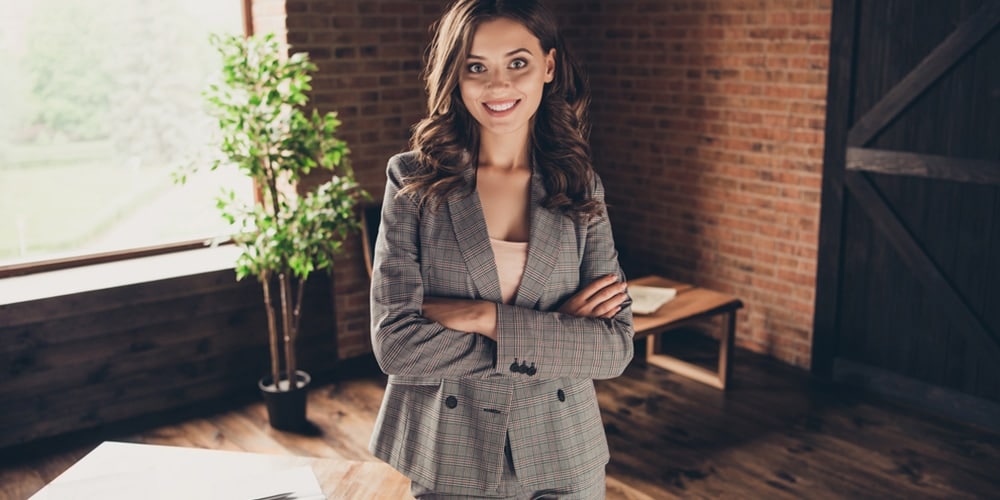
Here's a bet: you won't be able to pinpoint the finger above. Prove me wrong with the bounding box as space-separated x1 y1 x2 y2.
559 289 598 315
580 281 627 311
592 292 627 317
600 306 622 319
560 302 589 317
559 275 623 316
557 298 582 316
574 281 625 316
576 274 620 302
570 290 622 318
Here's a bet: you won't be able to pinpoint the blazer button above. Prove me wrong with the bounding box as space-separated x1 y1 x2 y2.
509 358 520 373
519 361 529 373
445 396 458 409
527 364 537 376
557 389 565 402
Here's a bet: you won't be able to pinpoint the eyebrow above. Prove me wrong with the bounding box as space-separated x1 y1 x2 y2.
467 48 533 59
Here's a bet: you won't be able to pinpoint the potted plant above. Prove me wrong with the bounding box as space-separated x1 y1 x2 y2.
180 33 366 431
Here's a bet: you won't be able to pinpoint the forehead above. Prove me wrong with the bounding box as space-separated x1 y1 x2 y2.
469 17 543 55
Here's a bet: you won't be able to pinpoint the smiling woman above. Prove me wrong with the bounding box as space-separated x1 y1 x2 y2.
459 18 555 140
368 1 634 498
0 0 249 271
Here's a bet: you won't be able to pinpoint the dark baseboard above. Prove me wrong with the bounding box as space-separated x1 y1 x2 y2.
834 357 1000 434
0 354 383 464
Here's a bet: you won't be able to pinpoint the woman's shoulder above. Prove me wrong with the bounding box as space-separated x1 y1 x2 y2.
387 150 421 176
590 169 605 197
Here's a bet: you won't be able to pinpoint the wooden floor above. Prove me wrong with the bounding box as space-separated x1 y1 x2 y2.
3 339 999 499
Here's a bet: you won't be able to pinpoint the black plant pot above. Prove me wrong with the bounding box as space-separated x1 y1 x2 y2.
259 370 311 431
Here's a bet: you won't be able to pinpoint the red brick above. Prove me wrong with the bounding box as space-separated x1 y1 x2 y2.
252 0 832 370
554 0 828 371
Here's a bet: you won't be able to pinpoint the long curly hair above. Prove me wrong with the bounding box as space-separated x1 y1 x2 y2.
399 0 602 221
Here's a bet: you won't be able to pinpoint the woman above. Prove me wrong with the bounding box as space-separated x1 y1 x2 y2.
369 0 634 497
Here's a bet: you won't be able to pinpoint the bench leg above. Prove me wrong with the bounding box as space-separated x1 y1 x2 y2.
717 310 736 389
644 311 736 390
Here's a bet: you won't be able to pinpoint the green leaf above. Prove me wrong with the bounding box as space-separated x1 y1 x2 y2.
189 31 371 373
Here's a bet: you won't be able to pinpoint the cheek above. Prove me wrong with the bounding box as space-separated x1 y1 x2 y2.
513 74 544 97
460 80 483 103
515 69 545 88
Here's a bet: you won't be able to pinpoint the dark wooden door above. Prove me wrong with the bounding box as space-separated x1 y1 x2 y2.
813 0 1000 429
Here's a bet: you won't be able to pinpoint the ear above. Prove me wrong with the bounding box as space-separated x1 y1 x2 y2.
544 48 556 83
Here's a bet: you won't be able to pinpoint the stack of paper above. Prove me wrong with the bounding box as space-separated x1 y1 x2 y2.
627 285 677 315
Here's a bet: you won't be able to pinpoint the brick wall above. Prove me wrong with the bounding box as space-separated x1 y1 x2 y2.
264 1 448 359
552 0 831 367
257 0 832 368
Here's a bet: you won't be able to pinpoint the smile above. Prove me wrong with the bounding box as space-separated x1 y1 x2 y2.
483 100 519 114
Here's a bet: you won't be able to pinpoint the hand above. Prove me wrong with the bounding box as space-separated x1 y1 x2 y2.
422 297 498 340
558 274 628 319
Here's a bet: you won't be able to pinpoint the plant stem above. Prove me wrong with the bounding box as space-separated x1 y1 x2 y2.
260 271 280 389
279 272 295 390
253 64 286 387
291 276 306 371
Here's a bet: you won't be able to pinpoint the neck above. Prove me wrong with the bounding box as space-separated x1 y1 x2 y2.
477 127 531 170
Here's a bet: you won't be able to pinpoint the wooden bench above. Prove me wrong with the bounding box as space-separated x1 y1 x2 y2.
630 275 743 390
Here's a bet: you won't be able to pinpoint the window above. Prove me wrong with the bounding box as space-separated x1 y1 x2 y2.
0 0 251 273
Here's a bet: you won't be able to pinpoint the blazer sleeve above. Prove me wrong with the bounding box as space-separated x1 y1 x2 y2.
370 154 499 379
494 173 635 380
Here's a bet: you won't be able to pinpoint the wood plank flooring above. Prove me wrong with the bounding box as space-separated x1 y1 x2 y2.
2 340 999 499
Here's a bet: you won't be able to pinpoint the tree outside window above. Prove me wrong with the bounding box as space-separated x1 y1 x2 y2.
0 0 251 267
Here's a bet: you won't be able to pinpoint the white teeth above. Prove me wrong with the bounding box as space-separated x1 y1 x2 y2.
486 101 516 112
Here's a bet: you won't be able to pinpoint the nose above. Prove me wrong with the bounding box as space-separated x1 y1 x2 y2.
487 71 510 89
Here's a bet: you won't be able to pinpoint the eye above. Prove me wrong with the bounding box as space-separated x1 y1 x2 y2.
509 58 527 69
468 62 487 74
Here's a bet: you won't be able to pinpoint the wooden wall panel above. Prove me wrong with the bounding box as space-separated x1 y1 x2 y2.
0 270 337 449
854 0 1000 160
836 187 1000 400
815 0 1000 420
832 0 1000 401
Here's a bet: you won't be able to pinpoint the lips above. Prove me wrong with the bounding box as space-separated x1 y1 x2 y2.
483 99 519 115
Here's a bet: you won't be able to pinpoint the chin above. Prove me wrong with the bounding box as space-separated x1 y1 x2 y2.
483 124 530 136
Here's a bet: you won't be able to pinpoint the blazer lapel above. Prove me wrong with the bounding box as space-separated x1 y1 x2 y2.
447 166 504 302
513 169 561 309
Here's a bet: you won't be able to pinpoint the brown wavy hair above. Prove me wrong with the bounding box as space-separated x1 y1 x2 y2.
399 0 602 221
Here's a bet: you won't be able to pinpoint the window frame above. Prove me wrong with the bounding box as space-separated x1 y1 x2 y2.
0 0 255 280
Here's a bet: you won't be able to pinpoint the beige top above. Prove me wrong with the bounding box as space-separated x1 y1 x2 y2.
490 237 529 304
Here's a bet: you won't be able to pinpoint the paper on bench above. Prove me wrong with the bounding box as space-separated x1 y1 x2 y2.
627 285 677 315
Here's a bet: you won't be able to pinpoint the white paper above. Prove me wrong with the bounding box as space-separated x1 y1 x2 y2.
217 465 325 500
33 460 324 500
628 285 677 314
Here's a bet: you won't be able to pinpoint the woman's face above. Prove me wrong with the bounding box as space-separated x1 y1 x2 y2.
459 17 555 139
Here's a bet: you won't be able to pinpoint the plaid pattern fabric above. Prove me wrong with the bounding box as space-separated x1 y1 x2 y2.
369 151 634 495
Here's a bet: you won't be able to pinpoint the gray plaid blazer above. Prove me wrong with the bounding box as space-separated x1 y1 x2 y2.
369 151 634 496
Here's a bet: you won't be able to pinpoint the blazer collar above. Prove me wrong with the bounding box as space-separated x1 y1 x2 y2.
447 163 562 308
447 166 503 303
